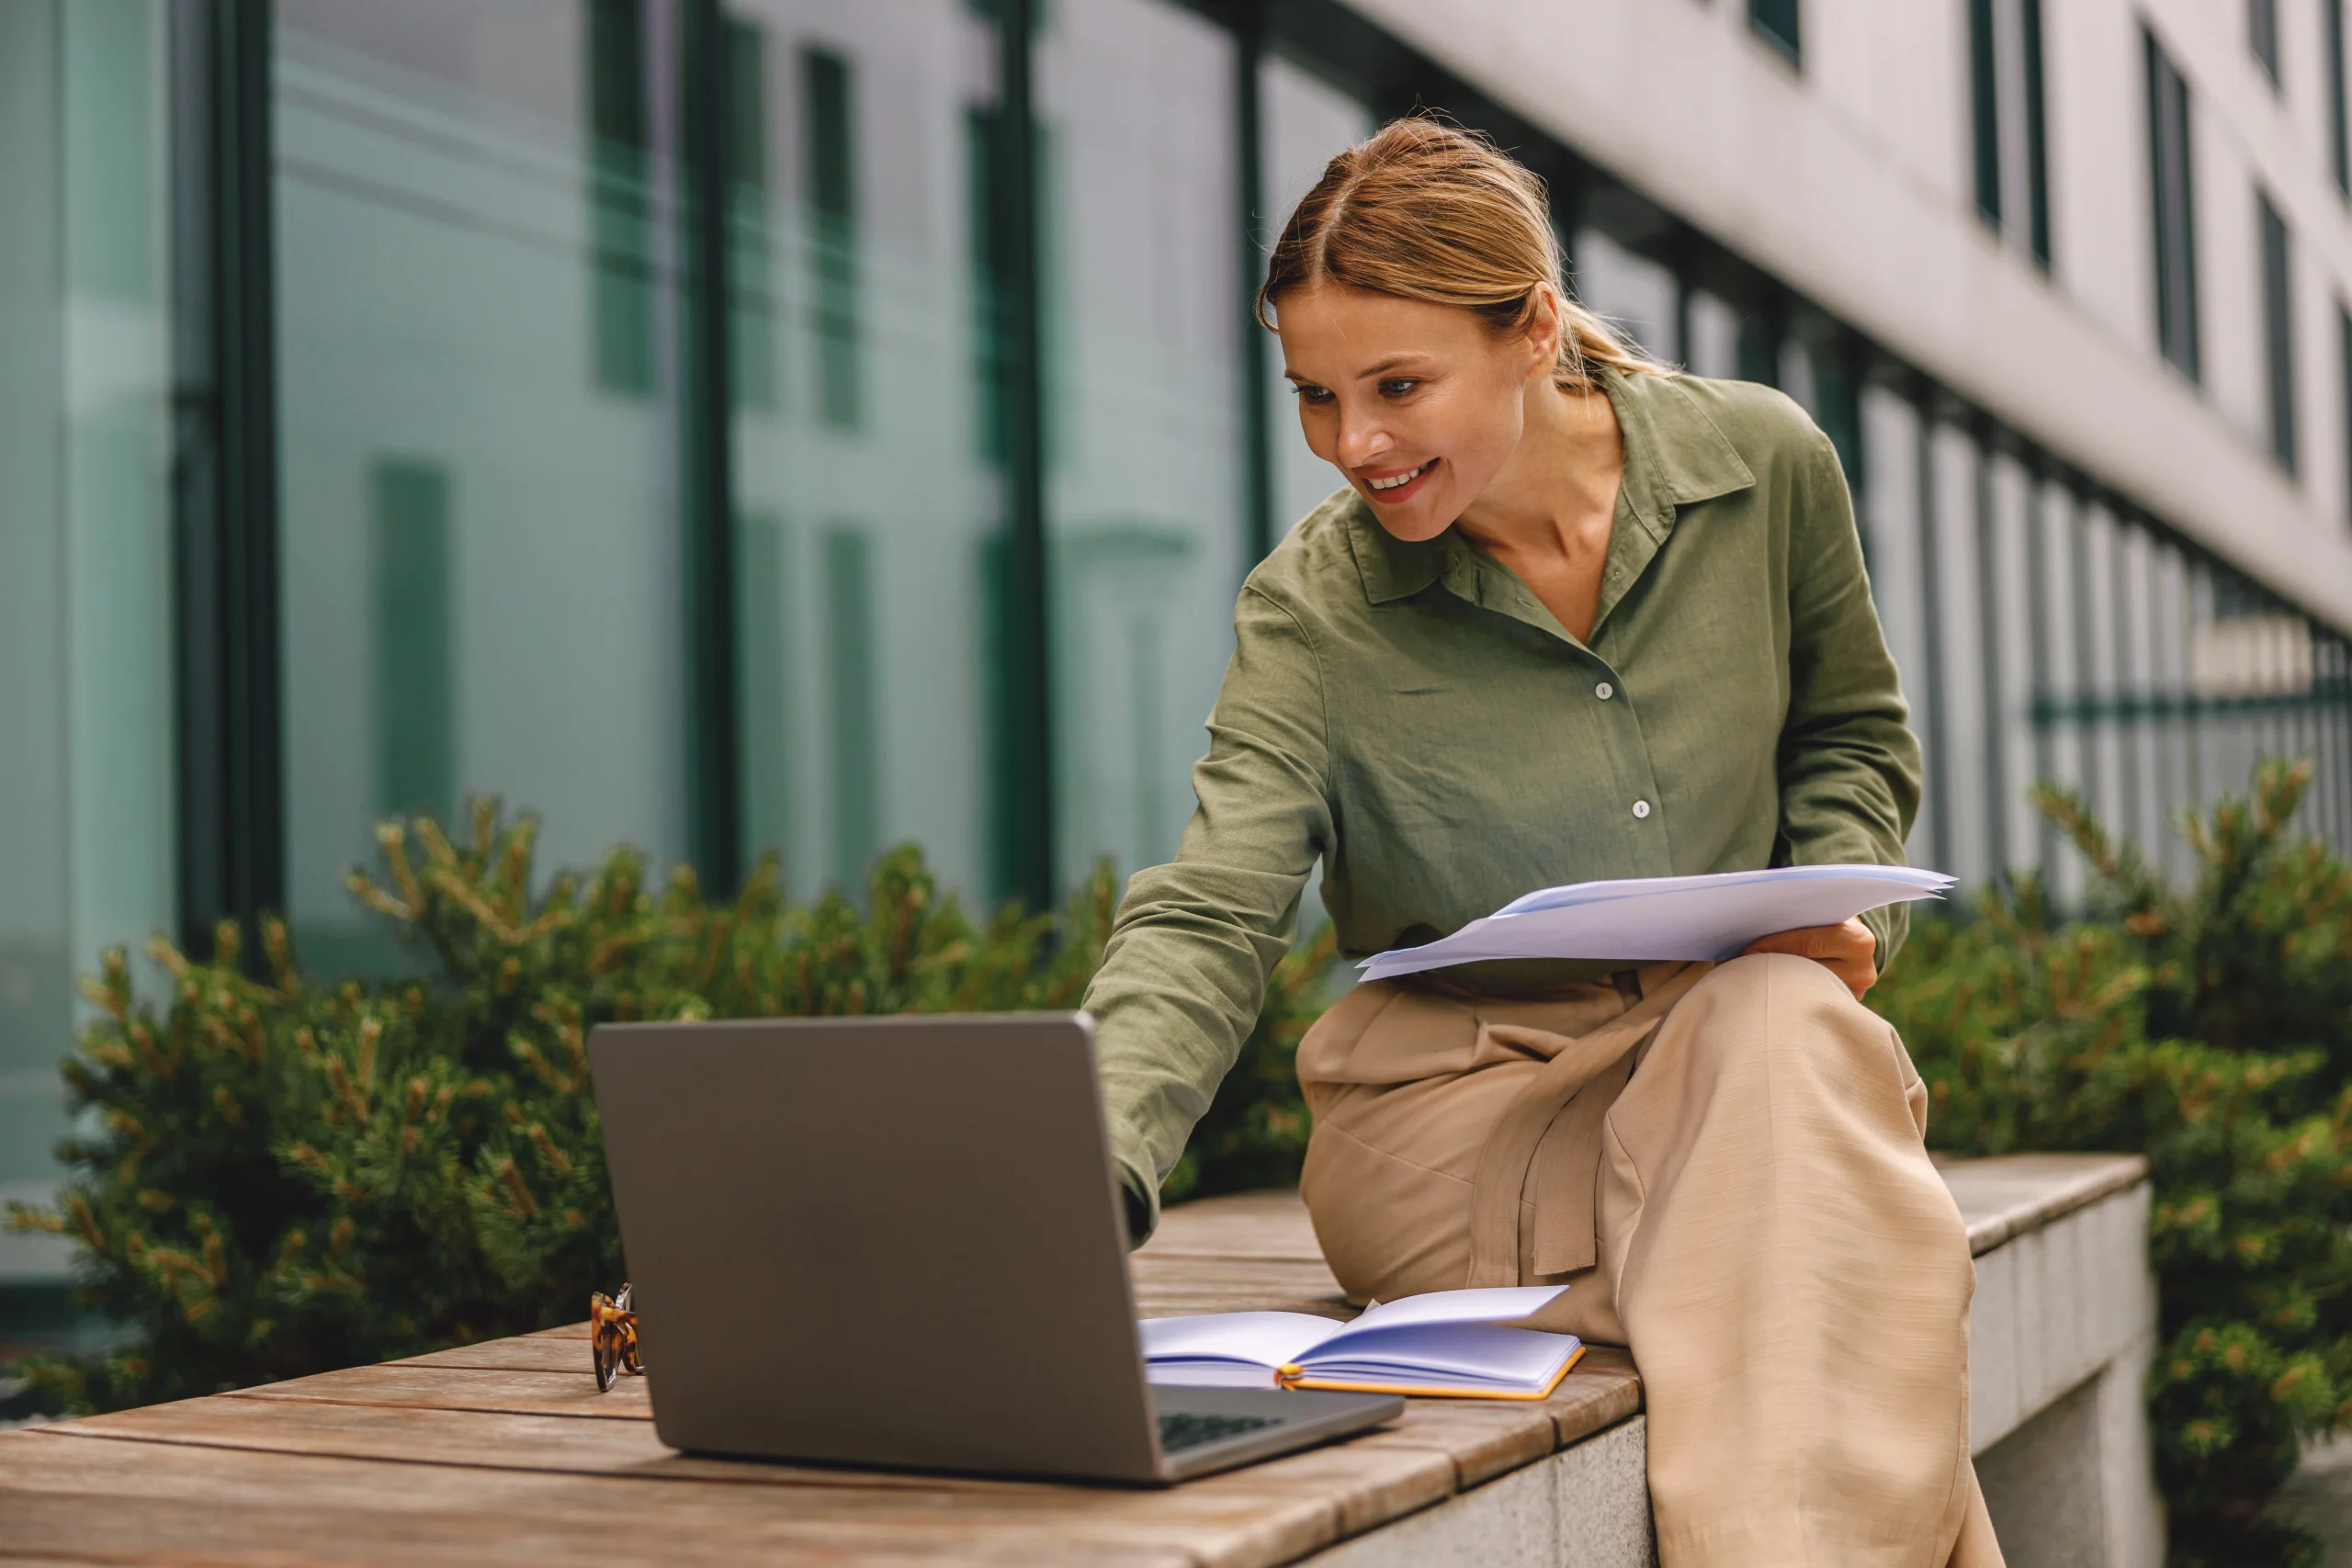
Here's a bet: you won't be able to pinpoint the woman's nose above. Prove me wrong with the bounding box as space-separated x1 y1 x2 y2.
1337 418 1392 470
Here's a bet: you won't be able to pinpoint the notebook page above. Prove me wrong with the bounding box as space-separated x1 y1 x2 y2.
1300 1323 1578 1389
1326 1286 1567 1348
1136 1311 1343 1371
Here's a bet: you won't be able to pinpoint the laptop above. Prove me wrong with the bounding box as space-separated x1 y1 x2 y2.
588 1012 1403 1483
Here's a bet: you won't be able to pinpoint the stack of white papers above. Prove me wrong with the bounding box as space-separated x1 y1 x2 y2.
1359 864 1954 982
1139 1286 1579 1398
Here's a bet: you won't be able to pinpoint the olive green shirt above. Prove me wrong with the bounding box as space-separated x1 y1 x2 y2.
1083 369 1923 1238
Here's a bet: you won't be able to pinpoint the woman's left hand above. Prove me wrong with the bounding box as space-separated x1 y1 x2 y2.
1741 917 1878 1001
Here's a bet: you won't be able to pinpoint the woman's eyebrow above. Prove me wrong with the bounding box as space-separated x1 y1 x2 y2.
1355 355 1430 378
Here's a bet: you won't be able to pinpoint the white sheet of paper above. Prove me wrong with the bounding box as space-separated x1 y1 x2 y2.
1359 864 1954 982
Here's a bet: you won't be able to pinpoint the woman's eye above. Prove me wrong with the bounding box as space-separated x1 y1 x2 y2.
1293 385 1334 406
1378 378 1420 398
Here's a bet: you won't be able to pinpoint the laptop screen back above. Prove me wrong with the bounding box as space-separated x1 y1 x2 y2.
589 1013 1161 1480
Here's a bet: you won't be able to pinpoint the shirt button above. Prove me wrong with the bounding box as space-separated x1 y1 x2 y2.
1632 799 1651 819
1595 682 1614 701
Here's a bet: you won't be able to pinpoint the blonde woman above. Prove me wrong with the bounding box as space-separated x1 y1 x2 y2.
1079 119 1996 1564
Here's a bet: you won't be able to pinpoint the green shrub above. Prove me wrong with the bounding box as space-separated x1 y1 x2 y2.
1874 760 2352 1567
23 764 2352 1565
4 804 1331 1414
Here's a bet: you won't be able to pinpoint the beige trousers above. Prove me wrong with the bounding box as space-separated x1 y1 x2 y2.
1296 953 2004 1567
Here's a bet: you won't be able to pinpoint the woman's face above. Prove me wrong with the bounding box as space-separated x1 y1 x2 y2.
1276 283 1555 542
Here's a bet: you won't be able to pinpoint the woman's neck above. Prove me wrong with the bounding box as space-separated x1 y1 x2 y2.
1452 378 1624 566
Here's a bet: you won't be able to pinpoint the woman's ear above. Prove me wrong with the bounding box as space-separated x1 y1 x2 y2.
1523 285 1565 382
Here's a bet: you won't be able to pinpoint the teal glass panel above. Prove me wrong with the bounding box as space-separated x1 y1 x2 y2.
370 460 455 824
729 16 779 412
726 2 1006 905
1037 0 1245 893
1258 58 1374 536
276 0 691 971
0 0 177 1262
821 526 879 888
801 45 859 430
587 0 654 396
735 511 794 871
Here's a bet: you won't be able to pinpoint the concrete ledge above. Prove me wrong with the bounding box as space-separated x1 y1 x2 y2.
1303 1416 1654 1568
1940 1153 2153 1256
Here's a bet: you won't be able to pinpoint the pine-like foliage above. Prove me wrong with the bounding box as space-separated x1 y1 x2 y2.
4 803 1331 1413
1873 761 2352 1568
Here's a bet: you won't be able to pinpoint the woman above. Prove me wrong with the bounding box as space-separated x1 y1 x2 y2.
1080 119 1998 1565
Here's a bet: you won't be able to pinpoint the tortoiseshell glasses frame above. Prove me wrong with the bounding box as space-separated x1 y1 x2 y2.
589 1283 644 1393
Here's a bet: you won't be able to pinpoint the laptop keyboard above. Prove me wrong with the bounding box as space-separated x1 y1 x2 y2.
1157 1410 1280 1454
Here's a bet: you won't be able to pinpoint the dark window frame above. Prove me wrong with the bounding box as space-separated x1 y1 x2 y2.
1747 0 1800 65
2252 0 2281 86
1968 0 2052 268
2333 0 2351 196
2259 190 2297 473
2340 302 2352 522
2146 31 2200 381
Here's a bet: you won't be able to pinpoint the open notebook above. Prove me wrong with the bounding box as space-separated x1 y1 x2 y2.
1137 1286 1581 1400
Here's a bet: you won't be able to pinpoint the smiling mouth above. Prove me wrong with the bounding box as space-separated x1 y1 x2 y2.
1364 459 1435 494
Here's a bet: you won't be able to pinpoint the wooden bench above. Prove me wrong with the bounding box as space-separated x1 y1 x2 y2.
0 1154 2155 1565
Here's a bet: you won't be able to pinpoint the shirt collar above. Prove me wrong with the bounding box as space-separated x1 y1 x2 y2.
1347 367 1758 607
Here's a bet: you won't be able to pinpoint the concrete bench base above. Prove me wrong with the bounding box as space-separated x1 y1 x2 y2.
1305 1415 1655 1568
1961 1167 2164 1568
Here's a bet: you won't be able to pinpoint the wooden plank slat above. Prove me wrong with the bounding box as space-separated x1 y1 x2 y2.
1131 1256 1351 1321
393 1337 588 1374
1141 1193 1328 1262
230 1363 649 1422
9 1392 1463 1568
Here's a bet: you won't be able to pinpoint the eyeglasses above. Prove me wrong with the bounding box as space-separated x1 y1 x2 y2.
589 1283 644 1393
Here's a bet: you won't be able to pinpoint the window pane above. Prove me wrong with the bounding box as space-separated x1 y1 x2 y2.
2080 504 2129 840
1928 423 1990 886
2149 540 2195 885
1858 387 1941 870
1985 454 2038 879
276 0 692 969
2251 0 2281 84
2032 483 2088 905
1684 290 1741 379
0 0 178 1252
724 0 1003 905
1748 0 1800 62
2118 524 2162 853
1261 55 1373 536
1037 0 1245 891
2146 34 2199 379
1572 228 1677 363
2259 192 2296 472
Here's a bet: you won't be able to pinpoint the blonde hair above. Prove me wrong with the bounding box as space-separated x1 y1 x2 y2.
1257 117 1662 391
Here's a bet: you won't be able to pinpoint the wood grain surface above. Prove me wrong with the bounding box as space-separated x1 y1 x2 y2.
0 1190 1645 1566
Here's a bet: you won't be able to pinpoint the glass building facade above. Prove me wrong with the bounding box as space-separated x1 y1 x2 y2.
5 0 2352 1248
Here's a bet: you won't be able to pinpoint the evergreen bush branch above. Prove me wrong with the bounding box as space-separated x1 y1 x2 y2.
1879 759 2352 1566
5 807 1334 1423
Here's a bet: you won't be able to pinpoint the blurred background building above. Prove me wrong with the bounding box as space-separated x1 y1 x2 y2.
6 0 2352 1284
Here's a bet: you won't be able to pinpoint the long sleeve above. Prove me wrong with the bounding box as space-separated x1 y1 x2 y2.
1777 431 1925 964
1081 584 1334 1244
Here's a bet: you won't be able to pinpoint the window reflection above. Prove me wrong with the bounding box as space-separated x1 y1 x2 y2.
0 0 177 1215
276 0 691 970
1037 0 1243 892
725 0 1005 904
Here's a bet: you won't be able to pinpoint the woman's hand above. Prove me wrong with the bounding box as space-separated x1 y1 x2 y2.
1741 917 1877 1001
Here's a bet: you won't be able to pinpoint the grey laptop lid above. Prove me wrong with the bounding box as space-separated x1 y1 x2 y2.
589 1012 1164 1481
